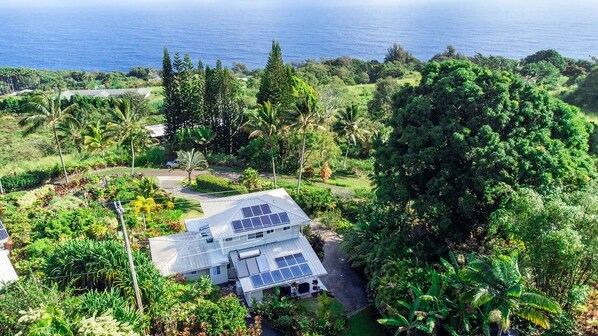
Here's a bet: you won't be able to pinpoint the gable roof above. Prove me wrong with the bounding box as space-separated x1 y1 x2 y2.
0 250 18 289
195 188 311 239
148 231 228 276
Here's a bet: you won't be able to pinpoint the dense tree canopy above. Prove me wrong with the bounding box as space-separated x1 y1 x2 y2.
257 41 294 109
374 61 595 240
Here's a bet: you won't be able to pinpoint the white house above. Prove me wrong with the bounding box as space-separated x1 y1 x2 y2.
149 188 327 305
0 220 18 290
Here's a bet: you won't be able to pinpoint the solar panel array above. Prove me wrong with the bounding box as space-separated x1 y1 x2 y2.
250 253 312 288
232 204 291 233
0 220 8 241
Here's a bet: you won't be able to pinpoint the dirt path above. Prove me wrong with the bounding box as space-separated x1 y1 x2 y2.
312 223 369 314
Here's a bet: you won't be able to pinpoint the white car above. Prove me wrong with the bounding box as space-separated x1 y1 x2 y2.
166 160 179 169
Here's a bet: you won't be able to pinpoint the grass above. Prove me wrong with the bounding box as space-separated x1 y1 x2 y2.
173 196 203 219
342 306 385 336
274 172 372 196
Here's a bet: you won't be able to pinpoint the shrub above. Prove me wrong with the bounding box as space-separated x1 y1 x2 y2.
288 187 335 216
303 166 315 179
1 170 50 192
194 174 248 195
320 162 332 182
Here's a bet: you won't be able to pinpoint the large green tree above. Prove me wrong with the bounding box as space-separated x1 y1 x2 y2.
490 186 598 306
257 41 294 109
375 61 595 240
19 93 78 183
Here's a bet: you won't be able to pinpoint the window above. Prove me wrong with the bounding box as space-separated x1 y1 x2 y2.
201 232 208 237
225 237 233 242
225 237 240 242
248 232 264 240
207 238 214 243
211 266 221 276
283 226 291 231
266 229 274 234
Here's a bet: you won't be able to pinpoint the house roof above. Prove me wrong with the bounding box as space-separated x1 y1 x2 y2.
194 188 311 239
60 88 152 100
0 250 18 289
235 236 327 293
145 124 165 138
148 231 228 276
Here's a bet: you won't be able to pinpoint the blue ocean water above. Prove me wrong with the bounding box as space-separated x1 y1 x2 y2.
0 0 597 72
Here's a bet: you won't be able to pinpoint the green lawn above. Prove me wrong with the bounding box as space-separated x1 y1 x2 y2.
173 196 203 220
342 306 386 336
275 172 372 196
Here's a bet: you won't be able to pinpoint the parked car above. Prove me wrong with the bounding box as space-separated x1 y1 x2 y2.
166 159 179 169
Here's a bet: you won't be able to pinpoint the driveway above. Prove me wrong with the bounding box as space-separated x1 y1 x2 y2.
154 175 218 202
313 223 369 314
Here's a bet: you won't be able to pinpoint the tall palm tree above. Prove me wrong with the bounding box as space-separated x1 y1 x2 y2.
176 148 208 184
19 93 78 183
83 120 111 156
334 104 370 169
286 95 324 194
106 99 148 175
246 101 280 187
175 126 216 155
57 119 84 154
460 253 561 336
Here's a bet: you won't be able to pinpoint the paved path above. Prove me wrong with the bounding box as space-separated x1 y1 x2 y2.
155 175 218 202
313 223 369 314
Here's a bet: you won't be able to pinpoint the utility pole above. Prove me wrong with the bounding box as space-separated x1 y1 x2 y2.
114 200 144 315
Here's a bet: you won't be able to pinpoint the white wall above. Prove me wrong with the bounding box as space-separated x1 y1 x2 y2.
209 263 229 284
221 224 302 253
183 268 209 281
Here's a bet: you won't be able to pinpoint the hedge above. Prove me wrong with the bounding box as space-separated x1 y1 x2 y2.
193 174 248 195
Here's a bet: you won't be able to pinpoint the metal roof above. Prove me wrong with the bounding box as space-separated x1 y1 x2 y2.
199 189 311 239
0 250 18 289
236 236 327 293
60 88 152 100
148 231 228 276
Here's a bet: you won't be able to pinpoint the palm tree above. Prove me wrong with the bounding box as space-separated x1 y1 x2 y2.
460 253 561 336
175 126 216 155
19 93 78 183
132 176 161 199
105 99 148 175
333 104 370 169
57 119 84 154
378 271 455 336
176 149 208 184
246 101 280 187
286 95 324 194
83 120 111 156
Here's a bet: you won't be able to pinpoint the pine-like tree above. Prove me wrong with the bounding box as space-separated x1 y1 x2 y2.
162 47 178 140
257 41 294 109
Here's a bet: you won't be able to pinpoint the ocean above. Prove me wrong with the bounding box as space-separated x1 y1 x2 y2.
0 0 597 72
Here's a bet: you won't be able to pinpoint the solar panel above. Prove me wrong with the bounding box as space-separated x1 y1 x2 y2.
0 221 8 241
246 257 259 275
261 272 274 285
299 264 312 276
251 205 262 216
275 257 286 268
281 268 293 280
290 265 302 277
237 259 250 278
279 212 290 224
232 208 292 233
260 204 272 214
294 253 306 263
270 213 281 225
251 274 264 287
232 220 243 231
256 255 269 272
271 270 283 282
242 207 253 218
285 255 297 265
260 215 272 226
